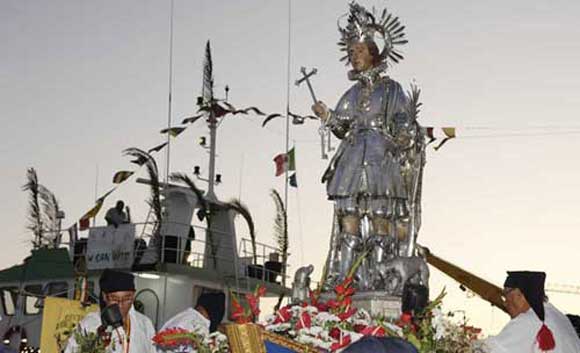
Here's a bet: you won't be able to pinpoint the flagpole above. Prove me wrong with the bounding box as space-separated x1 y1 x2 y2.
93 164 99 227
283 0 292 211
165 0 175 186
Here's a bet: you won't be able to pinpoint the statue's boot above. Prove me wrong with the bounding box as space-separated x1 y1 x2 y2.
338 232 362 283
366 234 391 288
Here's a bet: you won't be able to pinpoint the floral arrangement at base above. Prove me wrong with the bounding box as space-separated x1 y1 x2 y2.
72 328 112 353
152 279 485 353
153 328 229 353
261 277 486 353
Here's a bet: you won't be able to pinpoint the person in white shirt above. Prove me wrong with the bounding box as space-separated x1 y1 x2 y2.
483 271 580 353
65 270 156 353
158 292 226 343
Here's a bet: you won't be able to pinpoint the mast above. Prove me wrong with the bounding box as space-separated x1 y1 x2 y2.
201 41 217 201
165 0 175 185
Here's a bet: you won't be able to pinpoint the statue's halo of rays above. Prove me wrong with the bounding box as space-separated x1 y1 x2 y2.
337 2 408 69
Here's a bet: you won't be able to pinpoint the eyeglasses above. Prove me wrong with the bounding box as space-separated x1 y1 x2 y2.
106 294 134 305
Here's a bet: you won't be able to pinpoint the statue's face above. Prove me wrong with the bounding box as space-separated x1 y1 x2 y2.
349 42 375 72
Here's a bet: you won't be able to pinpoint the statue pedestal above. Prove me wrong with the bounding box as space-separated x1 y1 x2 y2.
352 292 402 319
321 291 402 320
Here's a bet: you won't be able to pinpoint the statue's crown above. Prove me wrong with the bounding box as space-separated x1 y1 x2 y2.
338 2 408 69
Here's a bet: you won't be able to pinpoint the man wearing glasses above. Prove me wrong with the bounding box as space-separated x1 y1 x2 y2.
482 271 580 353
65 269 156 353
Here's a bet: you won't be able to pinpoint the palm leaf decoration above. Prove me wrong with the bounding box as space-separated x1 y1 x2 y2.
169 173 218 268
22 168 44 248
40 187 62 247
202 40 214 105
123 148 162 253
270 189 288 276
224 199 256 265
271 189 289 311
406 83 422 122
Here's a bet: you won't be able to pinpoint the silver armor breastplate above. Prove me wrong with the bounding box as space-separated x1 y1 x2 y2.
334 79 389 132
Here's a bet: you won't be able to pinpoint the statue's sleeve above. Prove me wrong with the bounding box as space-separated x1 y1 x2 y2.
325 89 354 139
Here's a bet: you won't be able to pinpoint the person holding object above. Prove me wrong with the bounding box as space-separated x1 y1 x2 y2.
65 269 156 353
311 2 422 290
482 271 580 353
105 201 129 228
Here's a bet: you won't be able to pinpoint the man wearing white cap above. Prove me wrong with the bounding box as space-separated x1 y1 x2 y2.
483 271 580 352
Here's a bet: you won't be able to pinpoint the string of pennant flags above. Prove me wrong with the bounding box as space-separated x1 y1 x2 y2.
69 98 466 231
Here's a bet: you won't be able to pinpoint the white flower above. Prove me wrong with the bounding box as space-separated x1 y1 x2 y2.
431 307 447 340
296 334 332 350
299 325 324 336
303 305 319 314
262 314 277 324
383 322 403 336
314 311 340 325
265 323 291 332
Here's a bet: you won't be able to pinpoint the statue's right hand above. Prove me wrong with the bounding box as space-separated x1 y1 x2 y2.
312 101 329 122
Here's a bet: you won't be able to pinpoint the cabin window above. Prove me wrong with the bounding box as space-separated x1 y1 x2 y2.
1 287 17 316
46 281 69 298
24 285 43 315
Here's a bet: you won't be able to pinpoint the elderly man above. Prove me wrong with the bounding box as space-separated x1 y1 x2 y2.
483 271 580 353
65 269 156 353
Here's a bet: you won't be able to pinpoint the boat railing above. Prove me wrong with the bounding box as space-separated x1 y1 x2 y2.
62 221 291 285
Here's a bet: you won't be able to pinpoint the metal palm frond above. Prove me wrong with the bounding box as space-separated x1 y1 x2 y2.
270 189 288 279
22 168 44 248
123 148 162 226
225 199 256 264
202 40 214 104
406 83 422 121
271 189 289 311
169 173 208 217
40 187 62 247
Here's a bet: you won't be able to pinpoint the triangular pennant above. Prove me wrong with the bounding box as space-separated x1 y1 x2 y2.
160 127 186 137
287 147 296 171
434 127 456 151
148 142 168 154
273 153 287 177
425 127 436 145
289 173 298 188
112 171 134 184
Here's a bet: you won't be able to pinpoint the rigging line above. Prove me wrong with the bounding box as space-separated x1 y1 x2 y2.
461 125 580 130
457 130 580 139
165 0 175 186
283 0 292 212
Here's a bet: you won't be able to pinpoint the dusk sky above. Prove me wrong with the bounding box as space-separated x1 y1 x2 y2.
2 0 580 334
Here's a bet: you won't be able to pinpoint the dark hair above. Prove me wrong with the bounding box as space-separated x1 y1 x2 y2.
365 40 381 65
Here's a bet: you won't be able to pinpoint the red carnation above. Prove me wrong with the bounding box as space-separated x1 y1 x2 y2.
360 325 386 337
295 311 312 330
273 306 292 324
329 327 341 340
330 333 351 351
337 307 357 321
